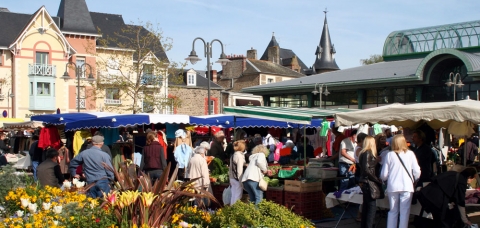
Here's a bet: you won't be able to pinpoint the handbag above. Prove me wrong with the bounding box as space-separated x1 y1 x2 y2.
395 153 418 204
256 157 268 191
367 180 385 199
259 178 268 191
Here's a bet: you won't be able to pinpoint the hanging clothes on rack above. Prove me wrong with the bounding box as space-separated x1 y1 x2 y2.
157 131 168 159
38 126 61 150
58 145 71 175
73 130 92 156
99 128 120 146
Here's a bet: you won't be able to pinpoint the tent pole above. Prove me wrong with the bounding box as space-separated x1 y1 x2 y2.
464 136 467 166
304 125 307 177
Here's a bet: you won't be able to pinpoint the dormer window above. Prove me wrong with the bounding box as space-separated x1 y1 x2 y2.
187 74 196 86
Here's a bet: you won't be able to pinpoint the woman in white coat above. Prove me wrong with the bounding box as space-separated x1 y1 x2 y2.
380 134 421 228
229 140 246 205
241 145 270 205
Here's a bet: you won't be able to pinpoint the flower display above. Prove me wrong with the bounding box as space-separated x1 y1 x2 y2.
2 185 116 228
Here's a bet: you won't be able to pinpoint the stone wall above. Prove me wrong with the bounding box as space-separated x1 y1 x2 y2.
169 87 222 116
221 56 245 79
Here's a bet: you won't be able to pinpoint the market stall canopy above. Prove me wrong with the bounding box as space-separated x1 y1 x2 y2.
0 118 24 127
190 114 322 128
65 114 190 131
335 99 480 137
31 112 115 125
223 106 355 125
3 121 43 130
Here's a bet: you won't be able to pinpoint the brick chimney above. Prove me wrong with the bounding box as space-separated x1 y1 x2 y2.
267 46 280 64
210 70 218 82
247 47 257 60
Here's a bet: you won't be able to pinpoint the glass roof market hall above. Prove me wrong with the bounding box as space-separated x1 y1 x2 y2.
242 20 480 109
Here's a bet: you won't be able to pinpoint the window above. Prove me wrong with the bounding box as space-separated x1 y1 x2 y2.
76 56 86 78
267 78 274 84
106 88 120 100
37 82 50 95
76 86 86 99
187 74 195 86
35 52 48 64
30 82 33 95
166 105 174 115
144 64 154 75
209 100 215 114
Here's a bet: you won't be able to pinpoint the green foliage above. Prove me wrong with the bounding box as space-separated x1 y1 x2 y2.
210 158 228 176
360 54 384 65
0 165 32 204
211 200 314 228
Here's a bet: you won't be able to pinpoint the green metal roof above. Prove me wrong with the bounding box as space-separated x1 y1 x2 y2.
223 106 356 125
383 20 480 58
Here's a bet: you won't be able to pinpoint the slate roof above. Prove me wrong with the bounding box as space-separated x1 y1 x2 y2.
259 34 309 73
168 69 223 89
0 11 35 47
90 12 169 62
244 59 305 77
279 48 309 72
242 58 424 93
57 0 97 34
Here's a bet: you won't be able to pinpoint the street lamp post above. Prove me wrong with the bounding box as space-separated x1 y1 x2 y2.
7 89 14 118
62 62 95 112
312 83 330 108
445 72 464 101
185 38 230 115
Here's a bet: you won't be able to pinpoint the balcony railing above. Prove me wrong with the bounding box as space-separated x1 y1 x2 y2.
141 74 163 86
29 63 56 77
76 98 86 109
105 99 121 105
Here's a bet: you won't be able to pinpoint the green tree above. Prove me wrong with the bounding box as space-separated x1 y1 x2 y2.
360 54 384 65
89 20 184 113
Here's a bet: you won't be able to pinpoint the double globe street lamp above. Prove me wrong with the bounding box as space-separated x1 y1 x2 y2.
185 38 230 115
445 72 464 101
312 83 330 109
62 62 95 112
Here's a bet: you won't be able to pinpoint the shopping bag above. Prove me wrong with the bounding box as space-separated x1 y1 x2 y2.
222 185 232 205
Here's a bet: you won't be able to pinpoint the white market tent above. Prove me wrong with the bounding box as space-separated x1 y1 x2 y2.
335 99 480 165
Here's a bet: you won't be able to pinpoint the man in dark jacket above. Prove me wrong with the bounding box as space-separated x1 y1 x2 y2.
412 130 435 185
209 131 225 162
29 135 43 181
37 148 64 188
418 168 477 227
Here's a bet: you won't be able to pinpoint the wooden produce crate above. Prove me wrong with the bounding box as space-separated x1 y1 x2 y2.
284 180 322 193
305 167 338 179
211 183 229 207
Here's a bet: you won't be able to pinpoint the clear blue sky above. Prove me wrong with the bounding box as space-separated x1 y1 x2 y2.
3 0 480 71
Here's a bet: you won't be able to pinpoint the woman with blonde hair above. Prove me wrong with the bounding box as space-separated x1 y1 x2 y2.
229 140 246 205
359 136 382 228
241 144 271 205
380 134 421 228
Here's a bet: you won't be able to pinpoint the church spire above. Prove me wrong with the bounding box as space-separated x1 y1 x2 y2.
312 9 340 74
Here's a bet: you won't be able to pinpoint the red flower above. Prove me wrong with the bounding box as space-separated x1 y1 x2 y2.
96 218 100 223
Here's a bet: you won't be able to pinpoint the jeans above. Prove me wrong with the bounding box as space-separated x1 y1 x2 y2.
87 179 111 198
146 169 163 183
338 162 355 190
32 161 39 182
387 191 412 228
243 180 263 205
229 178 243 205
360 184 377 228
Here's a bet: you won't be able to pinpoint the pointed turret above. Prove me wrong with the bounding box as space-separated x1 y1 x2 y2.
57 0 97 34
260 32 280 60
313 10 340 74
